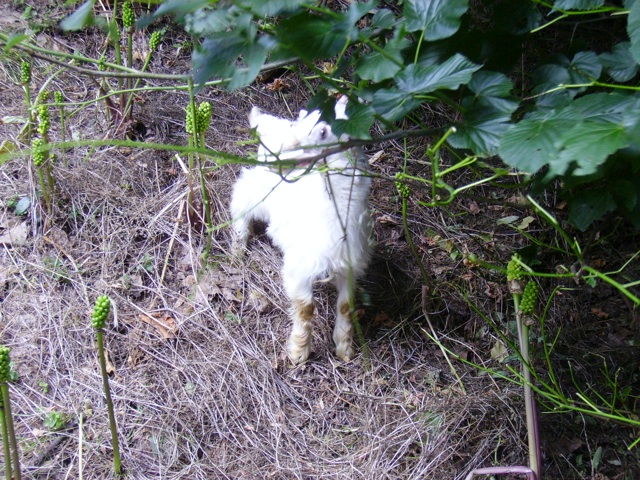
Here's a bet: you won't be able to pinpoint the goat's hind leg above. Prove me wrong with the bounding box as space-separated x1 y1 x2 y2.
333 274 356 362
283 267 315 364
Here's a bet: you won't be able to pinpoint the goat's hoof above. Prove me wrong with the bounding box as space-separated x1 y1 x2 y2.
335 342 354 362
287 342 311 365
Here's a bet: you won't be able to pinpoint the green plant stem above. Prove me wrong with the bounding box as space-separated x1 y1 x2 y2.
95 331 121 475
124 27 134 121
513 294 541 478
58 105 67 168
112 0 123 91
1 384 21 480
37 165 51 207
1 405 11 480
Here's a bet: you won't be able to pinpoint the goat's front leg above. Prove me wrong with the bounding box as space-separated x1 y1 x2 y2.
283 265 315 364
333 274 355 362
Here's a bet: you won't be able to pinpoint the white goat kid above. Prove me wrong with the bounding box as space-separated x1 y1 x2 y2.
230 98 371 364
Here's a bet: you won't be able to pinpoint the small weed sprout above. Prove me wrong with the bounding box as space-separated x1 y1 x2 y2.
43 409 69 432
92 295 122 475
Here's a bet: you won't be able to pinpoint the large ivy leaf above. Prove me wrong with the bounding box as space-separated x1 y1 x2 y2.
628 0 640 63
568 51 602 83
372 88 422 122
357 31 410 82
450 72 517 156
568 92 640 125
557 121 630 176
396 54 481 94
404 0 469 40
449 110 513 156
500 93 640 176
599 43 639 82
553 0 604 10
277 13 346 60
192 25 267 89
371 8 397 29
499 117 577 174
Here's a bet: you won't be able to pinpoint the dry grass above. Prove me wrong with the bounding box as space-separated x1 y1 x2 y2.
1 4 639 479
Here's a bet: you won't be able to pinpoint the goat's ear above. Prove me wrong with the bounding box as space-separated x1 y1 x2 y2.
248 107 262 129
335 95 348 120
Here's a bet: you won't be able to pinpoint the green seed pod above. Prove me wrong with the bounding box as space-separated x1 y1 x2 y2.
21 60 31 84
32 138 46 167
0 345 10 382
122 1 135 29
149 30 162 52
394 172 410 199
197 101 212 133
98 55 107 72
54 91 64 104
92 295 111 329
185 107 195 135
520 281 540 315
36 90 50 106
507 254 524 282
37 105 51 135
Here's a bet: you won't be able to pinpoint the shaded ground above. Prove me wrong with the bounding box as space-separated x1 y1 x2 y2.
1 2 639 479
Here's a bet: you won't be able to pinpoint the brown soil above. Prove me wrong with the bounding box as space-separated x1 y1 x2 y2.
1 2 638 479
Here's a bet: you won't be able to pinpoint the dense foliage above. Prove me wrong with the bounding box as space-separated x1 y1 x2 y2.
131 0 640 229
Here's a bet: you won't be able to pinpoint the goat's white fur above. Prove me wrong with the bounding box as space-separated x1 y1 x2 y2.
230 97 371 364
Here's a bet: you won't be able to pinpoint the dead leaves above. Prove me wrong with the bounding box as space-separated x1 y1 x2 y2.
138 313 178 339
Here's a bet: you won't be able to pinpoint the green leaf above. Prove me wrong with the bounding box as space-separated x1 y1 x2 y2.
333 103 375 140
371 8 396 29
235 0 307 16
499 117 576 174
4 33 30 52
396 53 481 94
277 12 348 60
372 88 422 122
60 0 96 31
404 0 469 40
14 196 30 216
557 121 630 176
357 32 410 83
599 43 639 82
568 51 602 83
192 22 267 89
568 189 616 230
553 0 604 10
449 110 512 156
627 0 640 64
468 71 513 98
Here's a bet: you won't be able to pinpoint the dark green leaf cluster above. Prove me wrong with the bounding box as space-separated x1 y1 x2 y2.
92 295 111 329
520 282 540 315
0 345 10 382
61 0 640 229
